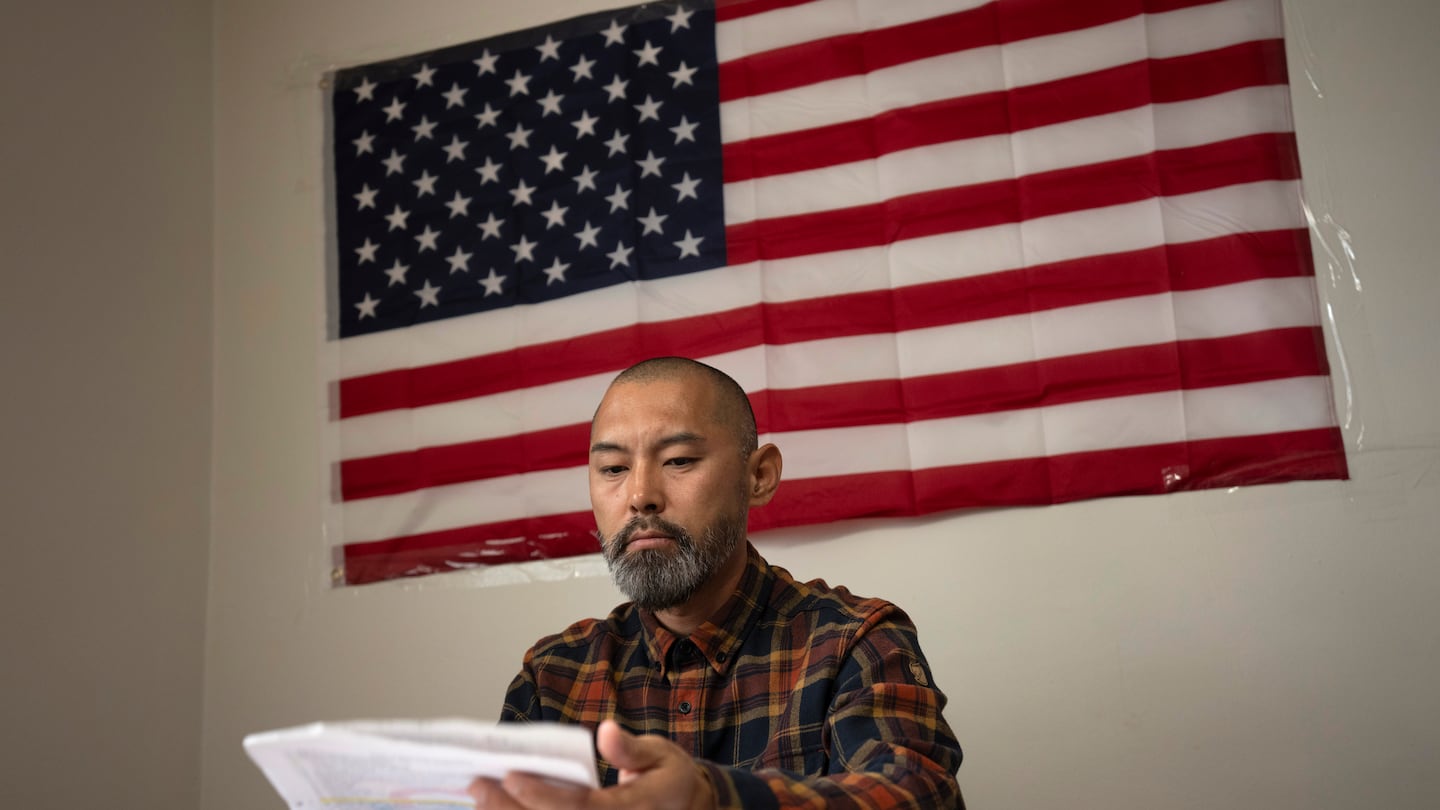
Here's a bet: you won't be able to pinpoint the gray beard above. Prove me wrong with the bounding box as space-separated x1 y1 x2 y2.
601 512 746 611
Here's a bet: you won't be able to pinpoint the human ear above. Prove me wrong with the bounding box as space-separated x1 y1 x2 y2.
746 443 783 506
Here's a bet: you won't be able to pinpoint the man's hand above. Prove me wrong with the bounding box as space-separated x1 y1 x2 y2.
468 720 716 810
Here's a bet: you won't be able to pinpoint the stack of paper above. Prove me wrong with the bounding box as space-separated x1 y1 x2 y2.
243 718 597 808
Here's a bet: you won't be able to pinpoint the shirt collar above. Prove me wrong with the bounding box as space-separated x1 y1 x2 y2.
639 542 773 678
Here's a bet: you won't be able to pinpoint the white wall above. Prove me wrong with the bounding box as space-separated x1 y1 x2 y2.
0 1 213 807
204 2 1440 810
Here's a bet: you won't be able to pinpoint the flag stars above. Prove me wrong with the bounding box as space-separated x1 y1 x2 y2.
511 234 538 263
354 293 380 319
668 62 698 88
600 20 626 46
539 145 568 174
413 170 439 196
383 97 407 121
475 156 502 185
415 225 441 252
541 200 569 229
444 190 472 218
353 77 377 102
603 76 628 102
414 279 441 308
674 229 704 258
442 83 469 109
672 172 701 201
542 257 571 285
570 54 596 81
384 259 410 286
606 184 631 213
412 116 438 141
509 178 537 206
446 246 473 273
475 103 501 129
413 63 437 87
633 95 662 122
635 150 665 178
354 184 378 210
477 211 504 240
536 35 562 62
507 122 534 150
633 40 662 66
575 165 599 192
575 221 601 249
670 116 699 143
537 89 565 117
442 135 469 162
382 149 407 176
667 5 695 32
604 130 630 157
607 241 634 269
352 130 375 155
355 238 380 264
505 70 532 97
474 49 499 76
572 110 599 138
384 204 411 231
638 207 668 235
479 268 506 296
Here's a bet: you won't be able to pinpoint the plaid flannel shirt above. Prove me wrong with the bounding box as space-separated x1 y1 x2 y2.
501 543 964 808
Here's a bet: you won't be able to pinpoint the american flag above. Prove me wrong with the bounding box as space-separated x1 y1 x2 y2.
327 0 1347 586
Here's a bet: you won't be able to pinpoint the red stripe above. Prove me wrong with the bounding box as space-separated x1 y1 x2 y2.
749 427 1347 531
340 511 598 586
339 307 764 418
725 132 1301 265
723 39 1290 183
713 0 816 22
339 427 1347 583
717 0 1226 102
338 224 1304 422
731 133 1294 259
339 226 1310 425
757 328 1331 432
340 327 1328 501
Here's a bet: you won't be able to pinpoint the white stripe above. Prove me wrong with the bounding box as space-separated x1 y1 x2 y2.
339 466 591 544
336 180 1306 380
340 276 1320 460
718 0 1281 143
715 0 991 64
339 376 1337 543
714 0 1280 71
724 86 1294 224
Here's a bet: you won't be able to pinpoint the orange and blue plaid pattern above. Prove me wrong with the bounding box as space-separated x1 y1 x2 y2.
502 544 964 808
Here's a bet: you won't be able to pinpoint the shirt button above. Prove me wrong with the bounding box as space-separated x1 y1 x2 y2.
716 651 727 663
677 701 692 715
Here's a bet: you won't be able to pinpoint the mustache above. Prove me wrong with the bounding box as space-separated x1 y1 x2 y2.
612 516 692 553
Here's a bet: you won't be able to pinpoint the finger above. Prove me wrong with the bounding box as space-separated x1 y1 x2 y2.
468 777 526 810
499 771 596 810
595 719 665 775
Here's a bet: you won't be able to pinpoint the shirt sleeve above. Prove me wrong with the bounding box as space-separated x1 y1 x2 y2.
697 607 966 810
498 649 542 723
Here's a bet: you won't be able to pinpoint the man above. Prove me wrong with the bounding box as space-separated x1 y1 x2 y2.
470 357 964 809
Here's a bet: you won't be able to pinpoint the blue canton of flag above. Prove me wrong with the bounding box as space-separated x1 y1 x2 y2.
330 2 723 338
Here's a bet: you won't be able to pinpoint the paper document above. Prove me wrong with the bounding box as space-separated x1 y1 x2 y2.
243 718 597 808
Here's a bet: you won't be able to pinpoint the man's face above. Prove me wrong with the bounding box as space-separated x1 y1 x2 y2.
588 375 751 610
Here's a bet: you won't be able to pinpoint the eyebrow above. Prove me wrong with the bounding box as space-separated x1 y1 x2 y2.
590 431 707 455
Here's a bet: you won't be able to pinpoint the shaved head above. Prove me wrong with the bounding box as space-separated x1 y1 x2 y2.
604 357 758 457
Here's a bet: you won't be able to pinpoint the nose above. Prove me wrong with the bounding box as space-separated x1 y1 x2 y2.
627 461 665 515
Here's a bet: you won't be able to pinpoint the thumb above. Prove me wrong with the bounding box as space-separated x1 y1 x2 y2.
596 719 666 777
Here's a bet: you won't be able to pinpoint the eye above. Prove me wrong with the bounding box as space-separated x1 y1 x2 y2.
664 457 695 467
598 464 627 476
